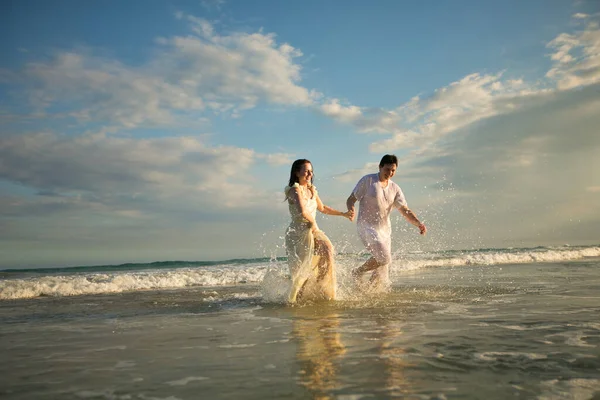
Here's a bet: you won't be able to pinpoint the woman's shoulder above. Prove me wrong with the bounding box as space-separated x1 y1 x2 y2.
284 182 300 195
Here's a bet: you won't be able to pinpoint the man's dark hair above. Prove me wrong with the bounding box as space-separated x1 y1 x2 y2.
379 154 398 167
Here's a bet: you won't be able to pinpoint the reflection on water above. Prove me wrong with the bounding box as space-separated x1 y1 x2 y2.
290 305 415 399
373 317 412 397
291 307 346 399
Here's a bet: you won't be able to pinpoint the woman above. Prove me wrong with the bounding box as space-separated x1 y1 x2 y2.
284 159 353 303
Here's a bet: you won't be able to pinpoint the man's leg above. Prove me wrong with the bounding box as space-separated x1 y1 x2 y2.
353 237 391 283
351 256 380 277
369 263 389 284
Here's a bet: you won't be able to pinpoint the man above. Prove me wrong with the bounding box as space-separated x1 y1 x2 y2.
346 154 426 285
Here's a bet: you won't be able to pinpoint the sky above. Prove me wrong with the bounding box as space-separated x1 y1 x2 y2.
1 0 599 268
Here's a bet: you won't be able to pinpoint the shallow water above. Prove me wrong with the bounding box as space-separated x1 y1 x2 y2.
1 259 599 399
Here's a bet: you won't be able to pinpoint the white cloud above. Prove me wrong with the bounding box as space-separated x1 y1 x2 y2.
332 162 379 183
319 99 362 123
319 15 600 249
317 71 557 158
200 0 226 11
161 14 316 108
258 152 294 166
546 18 600 90
11 15 316 130
318 16 600 158
0 132 287 214
573 13 589 19
2 10 599 264
399 81 600 246
319 99 402 134
367 72 549 153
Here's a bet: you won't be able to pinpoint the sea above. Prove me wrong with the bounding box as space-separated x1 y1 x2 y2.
1 244 599 399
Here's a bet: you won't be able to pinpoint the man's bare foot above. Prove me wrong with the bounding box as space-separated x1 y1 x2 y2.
369 270 380 283
351 267 363 280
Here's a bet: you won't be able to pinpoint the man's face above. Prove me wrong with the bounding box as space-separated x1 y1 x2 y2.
379 163 397 180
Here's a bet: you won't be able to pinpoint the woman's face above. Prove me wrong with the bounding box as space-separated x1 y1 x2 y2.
296 162 314 184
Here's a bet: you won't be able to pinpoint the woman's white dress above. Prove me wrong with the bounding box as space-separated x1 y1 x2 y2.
284 184 336 303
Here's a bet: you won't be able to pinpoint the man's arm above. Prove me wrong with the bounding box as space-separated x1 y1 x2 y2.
399 205 427 235
346 193 357 218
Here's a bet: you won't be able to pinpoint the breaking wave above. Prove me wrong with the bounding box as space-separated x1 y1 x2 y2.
1 245 598 300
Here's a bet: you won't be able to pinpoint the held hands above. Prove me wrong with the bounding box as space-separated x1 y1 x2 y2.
344 208 355 222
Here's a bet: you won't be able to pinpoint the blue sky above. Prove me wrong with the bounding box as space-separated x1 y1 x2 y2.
1 0 599 268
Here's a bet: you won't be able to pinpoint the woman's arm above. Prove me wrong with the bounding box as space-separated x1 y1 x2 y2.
316 193 354 221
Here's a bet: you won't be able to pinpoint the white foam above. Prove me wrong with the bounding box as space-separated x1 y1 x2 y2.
546 330 596 348
538 378 600 400
218 343 257 348
85 345 127 352
259 268 291 303
392 246 600 273
497 324 563 331
74 390 134 400
475 351 548 361
201 291 260 303
114 360 136 369
165 376 209 386
0 264 277 300
2 246 598 300
75 390 182 400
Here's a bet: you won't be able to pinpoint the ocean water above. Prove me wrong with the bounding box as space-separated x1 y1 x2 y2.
1 245 600 399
